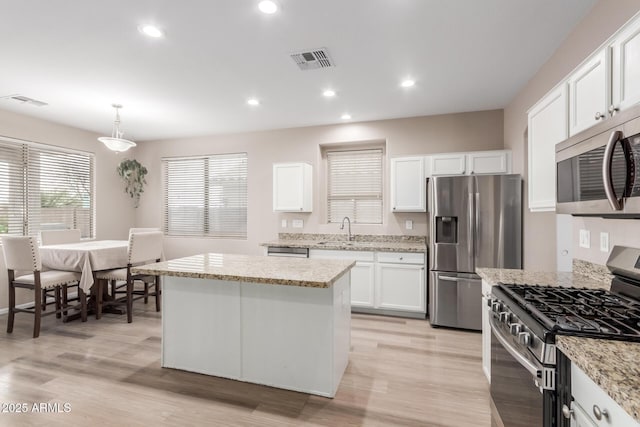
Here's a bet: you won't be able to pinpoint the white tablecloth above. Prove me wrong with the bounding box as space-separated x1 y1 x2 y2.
40 240 129 292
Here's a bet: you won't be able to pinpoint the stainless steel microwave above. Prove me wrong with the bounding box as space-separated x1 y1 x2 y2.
556 105 640 217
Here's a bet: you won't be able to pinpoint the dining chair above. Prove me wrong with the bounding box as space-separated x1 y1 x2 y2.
39 229 82 314
110 227 161 303
2 236 87 338
96 231 163 323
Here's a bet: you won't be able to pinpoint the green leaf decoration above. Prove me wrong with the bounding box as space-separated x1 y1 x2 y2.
117 159 148 208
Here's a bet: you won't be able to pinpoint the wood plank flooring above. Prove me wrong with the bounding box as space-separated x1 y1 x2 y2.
0 302 491 426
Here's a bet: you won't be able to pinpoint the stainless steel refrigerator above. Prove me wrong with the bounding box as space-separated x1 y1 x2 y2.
428 174 522 330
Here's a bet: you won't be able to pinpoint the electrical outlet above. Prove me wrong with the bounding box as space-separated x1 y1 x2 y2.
292 219 304 228
600 232 609 253
281 219 287 228
579 229 591 249
405 220 413 230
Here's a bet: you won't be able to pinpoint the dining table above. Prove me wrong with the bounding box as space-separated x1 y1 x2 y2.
39 240 129 319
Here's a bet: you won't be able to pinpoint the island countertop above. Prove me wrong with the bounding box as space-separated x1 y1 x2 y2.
132 253 355 288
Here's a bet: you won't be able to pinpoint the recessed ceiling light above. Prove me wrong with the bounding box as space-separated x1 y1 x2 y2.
323 89 336 98
247 98 260 106
401 79 416 88
139 25 164 38
258 0 279 14
341 114 351 120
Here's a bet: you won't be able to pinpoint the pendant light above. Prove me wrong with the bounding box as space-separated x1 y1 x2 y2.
98 104 137 152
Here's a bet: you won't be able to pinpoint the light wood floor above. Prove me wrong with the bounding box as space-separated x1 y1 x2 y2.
0 302 491 426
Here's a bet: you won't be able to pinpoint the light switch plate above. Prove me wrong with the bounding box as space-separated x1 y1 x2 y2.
579 229 590 249
405 220 413 230
292 219 304 228
600 232 609 253
281 219 287 228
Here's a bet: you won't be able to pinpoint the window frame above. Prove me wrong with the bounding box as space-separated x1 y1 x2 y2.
162 152 248 239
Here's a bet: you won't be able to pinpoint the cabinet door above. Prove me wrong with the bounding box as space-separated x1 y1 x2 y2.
273 163 312 212
611 17 640 113
568 49 609 136
527 85 568 212
375 263 426 312
467 151 510 175
570 403 598 427
390 157 426 212
350 262 375 307
430 154 466 176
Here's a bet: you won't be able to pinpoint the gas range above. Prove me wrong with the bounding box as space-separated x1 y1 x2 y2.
488 246 640 427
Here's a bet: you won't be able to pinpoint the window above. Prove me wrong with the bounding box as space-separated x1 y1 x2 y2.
326 148 383 224
0 137 95 238
163 153 248 238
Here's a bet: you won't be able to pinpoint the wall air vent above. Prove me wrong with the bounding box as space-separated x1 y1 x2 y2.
1 94 48 107
290 47 335 71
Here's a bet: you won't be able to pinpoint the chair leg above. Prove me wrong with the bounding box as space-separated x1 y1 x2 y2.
80 288 87 322
62 284 69 321
110 280 116 297
7 282 15 334
126 280 133 323
144 282 149 304
96 280 103 320
42 289 47 311
155 276 161 312
33 288 42 339
55 287 62 319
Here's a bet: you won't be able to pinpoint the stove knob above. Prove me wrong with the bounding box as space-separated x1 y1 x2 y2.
491 301 502 314
499 311 511 324
510 323 522 336
518 331 531 346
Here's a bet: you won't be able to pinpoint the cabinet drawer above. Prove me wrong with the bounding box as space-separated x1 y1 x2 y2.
308 249 375 262
376 252 424 265
571 364 637 427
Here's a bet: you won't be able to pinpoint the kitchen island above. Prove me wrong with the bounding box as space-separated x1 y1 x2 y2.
132 253 355 398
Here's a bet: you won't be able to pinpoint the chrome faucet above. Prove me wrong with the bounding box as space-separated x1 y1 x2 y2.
340 216 353 241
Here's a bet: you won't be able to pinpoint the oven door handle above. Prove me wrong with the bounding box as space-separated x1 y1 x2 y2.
602 130 624 211
489 315 542 379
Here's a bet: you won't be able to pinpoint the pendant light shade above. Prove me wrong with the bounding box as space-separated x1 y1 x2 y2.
98 104 137 152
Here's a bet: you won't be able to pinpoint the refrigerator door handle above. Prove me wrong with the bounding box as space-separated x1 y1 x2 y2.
468 192 474 261
475 192 480 260
439 275 462 282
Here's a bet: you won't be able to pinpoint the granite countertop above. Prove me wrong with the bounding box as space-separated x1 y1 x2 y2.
261 233 427 253
557 336 640 423
477 262 639 423
132 253 355 288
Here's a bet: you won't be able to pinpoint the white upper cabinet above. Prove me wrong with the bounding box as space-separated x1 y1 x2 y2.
611 16 640 113
467 150 511 175
390 157 426 212
528 85 568 212
430 153 466 176
273 163 313 212
568 49 609 136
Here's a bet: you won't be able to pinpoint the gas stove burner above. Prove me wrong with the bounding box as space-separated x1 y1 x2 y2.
497 282 640 341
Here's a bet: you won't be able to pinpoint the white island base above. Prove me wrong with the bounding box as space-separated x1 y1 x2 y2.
161 273 351 398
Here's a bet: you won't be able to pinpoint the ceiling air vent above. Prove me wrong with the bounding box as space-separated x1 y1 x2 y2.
1 94 48 107
290 47 335 71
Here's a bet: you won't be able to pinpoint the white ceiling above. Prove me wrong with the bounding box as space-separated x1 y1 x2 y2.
0 0 597 141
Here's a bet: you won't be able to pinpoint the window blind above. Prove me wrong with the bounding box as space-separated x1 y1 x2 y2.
163 153 248 238
327 149 383 224
0 137 95 238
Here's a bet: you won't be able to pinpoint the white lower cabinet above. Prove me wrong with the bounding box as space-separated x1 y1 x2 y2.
376 253 426 313
309 249 426 315
570 363 637 427
350 262 375 308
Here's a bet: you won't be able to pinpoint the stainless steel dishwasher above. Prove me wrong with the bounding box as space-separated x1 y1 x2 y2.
266 246 309 258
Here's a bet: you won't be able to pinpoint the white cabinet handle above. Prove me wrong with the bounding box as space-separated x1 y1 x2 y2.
595 112 606 120
608 105 619 116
